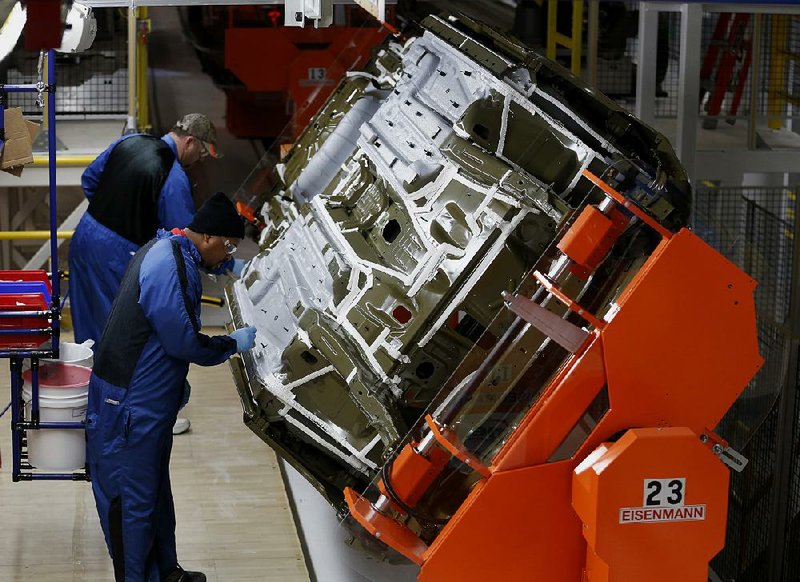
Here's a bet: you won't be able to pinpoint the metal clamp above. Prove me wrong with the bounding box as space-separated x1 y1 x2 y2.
701 433 749 472
712 443 749 472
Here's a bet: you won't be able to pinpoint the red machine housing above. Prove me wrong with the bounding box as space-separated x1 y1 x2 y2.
24 0 62 50
207 6 393 141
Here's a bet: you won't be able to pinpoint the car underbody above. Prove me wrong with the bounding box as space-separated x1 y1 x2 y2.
226 13 690 530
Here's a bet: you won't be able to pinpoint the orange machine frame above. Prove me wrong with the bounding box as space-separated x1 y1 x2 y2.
345 171 764 581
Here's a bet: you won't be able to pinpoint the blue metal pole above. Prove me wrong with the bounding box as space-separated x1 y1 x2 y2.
30 358 39 425
0 349 58 358
19 421 84 430
0 311 51 318
9 358 21 481
23 473 89 481
0 328 53 335
0 85 40 93
47 50 60 358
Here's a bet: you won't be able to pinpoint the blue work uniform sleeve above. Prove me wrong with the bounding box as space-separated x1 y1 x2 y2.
157 167 195 229
138 241 236 365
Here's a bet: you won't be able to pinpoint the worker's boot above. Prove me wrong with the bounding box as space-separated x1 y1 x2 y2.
163 566 206 582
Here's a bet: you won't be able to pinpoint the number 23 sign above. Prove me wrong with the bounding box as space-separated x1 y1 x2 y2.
619 478 706 524
644 478 685 506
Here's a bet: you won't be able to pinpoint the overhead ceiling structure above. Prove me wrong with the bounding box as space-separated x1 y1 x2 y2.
77 0 388 27
227 10 692 528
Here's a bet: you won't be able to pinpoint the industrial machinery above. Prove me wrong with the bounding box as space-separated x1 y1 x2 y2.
179 4 394 142
226 13 763 580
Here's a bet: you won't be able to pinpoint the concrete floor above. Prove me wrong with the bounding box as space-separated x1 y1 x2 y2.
0 332 309 581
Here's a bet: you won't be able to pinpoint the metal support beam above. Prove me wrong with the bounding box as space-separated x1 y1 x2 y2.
636 2 659 124
587 0 598 88
748 13 763 150
676 2 703 183
125 5 137 133
79 0 393 7
80 0 390 26
694 150 800 181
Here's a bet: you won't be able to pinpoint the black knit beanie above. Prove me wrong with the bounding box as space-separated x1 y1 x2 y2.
188 192 245 239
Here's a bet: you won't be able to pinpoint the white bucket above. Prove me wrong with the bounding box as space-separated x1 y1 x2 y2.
22 364 91 471
44 340 94 368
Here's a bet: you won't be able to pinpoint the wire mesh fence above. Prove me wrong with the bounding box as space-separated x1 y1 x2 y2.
784 354 800 580
693 185 799 581
590 4 800 129
593 4 677 108
0 8 128 116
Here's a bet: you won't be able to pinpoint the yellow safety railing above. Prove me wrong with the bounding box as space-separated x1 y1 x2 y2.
547 0 584 75
126 7 151 133
0 231 73 240
137 7 151 133
201 295 225 307
32 155 97 167
768 15 789 130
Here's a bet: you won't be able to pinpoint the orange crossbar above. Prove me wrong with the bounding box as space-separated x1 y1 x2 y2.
582 169 673 240
533 270 606 330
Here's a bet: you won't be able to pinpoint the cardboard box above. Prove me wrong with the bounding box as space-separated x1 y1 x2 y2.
0 107 39 175
3 121 41 177
26 119 41 144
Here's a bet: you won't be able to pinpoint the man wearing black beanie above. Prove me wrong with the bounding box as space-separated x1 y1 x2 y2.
85 192 256 582
187 191 245 237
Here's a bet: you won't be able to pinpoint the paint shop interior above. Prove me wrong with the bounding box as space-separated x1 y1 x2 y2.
0 1 798 581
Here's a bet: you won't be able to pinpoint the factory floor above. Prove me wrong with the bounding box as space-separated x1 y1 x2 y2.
0 331 309 582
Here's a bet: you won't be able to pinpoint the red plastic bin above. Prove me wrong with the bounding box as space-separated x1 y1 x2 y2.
0 292 51 348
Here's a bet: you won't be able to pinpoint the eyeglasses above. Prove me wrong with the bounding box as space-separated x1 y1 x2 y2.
190 137 216 161
197 140 210 160
223 239 238 255
198 140 217 160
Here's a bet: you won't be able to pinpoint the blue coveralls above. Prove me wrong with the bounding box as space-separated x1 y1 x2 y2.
69 134 196 344
85 231 237 582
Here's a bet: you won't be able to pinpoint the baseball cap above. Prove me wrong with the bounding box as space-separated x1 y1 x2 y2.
175 113 220 159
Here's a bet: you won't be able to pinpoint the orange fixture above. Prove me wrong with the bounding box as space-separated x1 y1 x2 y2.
345 171 764 581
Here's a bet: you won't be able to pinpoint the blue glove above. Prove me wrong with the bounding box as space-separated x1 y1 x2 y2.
230 326 257 352
231 258 247 277
204 257 233 276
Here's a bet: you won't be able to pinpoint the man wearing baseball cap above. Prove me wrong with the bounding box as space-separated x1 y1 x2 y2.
173 112 221 161
69 113 235 435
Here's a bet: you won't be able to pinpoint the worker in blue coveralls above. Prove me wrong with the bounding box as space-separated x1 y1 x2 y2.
69 113 241 435
86 192 258 582
70 113 223 345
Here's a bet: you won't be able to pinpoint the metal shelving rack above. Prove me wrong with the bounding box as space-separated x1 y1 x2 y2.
1 50 85 482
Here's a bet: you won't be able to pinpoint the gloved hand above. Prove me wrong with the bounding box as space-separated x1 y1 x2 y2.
231 258 247 277
230 326 257 352
205 257 234 276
